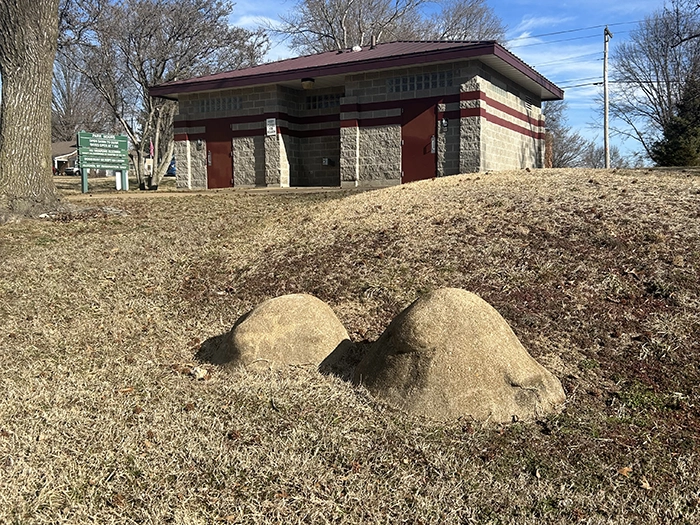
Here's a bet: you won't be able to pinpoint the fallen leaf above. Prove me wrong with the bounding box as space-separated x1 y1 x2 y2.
190 366 210 380
111 492 126 507
639 476 652 490
184 402 195 412
619 466 633 477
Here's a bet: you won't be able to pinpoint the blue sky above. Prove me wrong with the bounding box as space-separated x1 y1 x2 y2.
230 0 665 161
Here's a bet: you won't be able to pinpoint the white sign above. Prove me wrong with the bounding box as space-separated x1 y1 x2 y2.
266 118 277 136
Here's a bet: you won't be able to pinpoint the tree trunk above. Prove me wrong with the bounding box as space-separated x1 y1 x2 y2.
0 0 59 215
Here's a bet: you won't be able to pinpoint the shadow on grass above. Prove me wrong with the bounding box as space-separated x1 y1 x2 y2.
195 328 371 382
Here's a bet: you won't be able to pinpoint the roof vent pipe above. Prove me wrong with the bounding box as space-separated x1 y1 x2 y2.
371 34 376 49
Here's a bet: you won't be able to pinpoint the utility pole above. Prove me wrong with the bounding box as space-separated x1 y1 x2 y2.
604 26 613 169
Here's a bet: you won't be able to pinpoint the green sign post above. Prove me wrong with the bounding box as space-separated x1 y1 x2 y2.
77 132 129 193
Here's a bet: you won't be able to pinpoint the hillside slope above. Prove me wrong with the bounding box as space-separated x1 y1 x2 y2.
0 169 698 523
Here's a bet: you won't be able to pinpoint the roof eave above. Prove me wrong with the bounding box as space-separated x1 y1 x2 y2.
149 42 564 102
150 43 498 99
492 45 564 101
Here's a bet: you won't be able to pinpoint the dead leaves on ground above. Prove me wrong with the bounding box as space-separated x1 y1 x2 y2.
170 362 212 381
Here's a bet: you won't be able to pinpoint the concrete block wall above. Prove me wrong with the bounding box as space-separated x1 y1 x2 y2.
173 139 207 189
479 74 544 170
344 63 456 103
358 125 401 184
342 64 459 185
296 135 341 186
464 64 544 171
340 126 360 186
232 136 264 186
436 103 461 177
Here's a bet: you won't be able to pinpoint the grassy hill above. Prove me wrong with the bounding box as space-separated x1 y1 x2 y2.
1 169 698 523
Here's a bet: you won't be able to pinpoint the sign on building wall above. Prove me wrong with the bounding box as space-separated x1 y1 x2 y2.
266 118 277 136
77 132 130 192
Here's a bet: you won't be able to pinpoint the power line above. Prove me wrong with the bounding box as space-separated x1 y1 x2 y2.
507 20 642 43
559 76 603 85
510 30 631 49
559 82 602 89
559 79 686 89
533 52 602 67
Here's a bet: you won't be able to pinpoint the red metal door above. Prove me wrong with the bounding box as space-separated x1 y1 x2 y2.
205 122 233 188
401 102 437 183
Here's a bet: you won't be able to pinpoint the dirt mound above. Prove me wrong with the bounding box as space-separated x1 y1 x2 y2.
353 288 566 423
218 294 350 370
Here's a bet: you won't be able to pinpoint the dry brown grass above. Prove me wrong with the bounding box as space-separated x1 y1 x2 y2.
1 168 699 523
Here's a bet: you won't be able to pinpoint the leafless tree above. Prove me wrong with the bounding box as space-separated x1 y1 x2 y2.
61 0 269 189
274 0 505 54
609 0 700 157
0 0 60 216
579 142 631 169
52 53 115 142
422 0 506 42
275 0 422 53
542 100 588 168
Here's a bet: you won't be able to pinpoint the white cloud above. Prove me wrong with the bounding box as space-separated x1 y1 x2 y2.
233 15 281 30
510 15 576 35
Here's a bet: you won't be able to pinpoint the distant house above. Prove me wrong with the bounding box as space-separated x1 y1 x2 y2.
51 141 79 174
150 41 564 189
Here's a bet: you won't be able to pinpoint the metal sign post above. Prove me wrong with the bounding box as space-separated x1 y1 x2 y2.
77 132 130 192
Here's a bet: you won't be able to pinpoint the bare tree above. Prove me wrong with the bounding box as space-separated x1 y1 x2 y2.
0 0 59 216
542 100 588 168
52 53 115 142
276 0 422 53
422 0 506 42
580 142 630 169
61 0 269 189
275 0 505 54
609 0 700 157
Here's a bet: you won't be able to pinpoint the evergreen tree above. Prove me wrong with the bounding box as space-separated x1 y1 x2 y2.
651 77 700 166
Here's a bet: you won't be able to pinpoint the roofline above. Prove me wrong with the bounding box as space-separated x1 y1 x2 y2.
493 45 563 100
150 42 563 101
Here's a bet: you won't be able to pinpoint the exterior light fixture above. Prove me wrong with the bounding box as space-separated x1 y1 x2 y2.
441 117 448 129
301 78 315 90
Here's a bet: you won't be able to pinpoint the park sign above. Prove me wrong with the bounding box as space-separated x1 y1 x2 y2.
77 131 130 192
77 132 129 171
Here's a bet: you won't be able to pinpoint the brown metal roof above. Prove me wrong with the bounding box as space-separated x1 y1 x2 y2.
51 141 78 158
150 41 563 101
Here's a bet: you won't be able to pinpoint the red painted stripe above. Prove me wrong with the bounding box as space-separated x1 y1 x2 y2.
460 108 488 118
283 126 340 138
460 91 545 127
486 97 544 128
485 113 544 140
459 107 543 139
340 93 460 114
178 111 340 130
228 126 341 139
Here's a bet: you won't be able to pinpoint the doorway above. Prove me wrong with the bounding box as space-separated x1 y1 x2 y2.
205 121 233 188
401 101 437 183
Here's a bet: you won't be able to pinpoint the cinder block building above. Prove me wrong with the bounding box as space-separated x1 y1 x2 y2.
150 41 563 189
